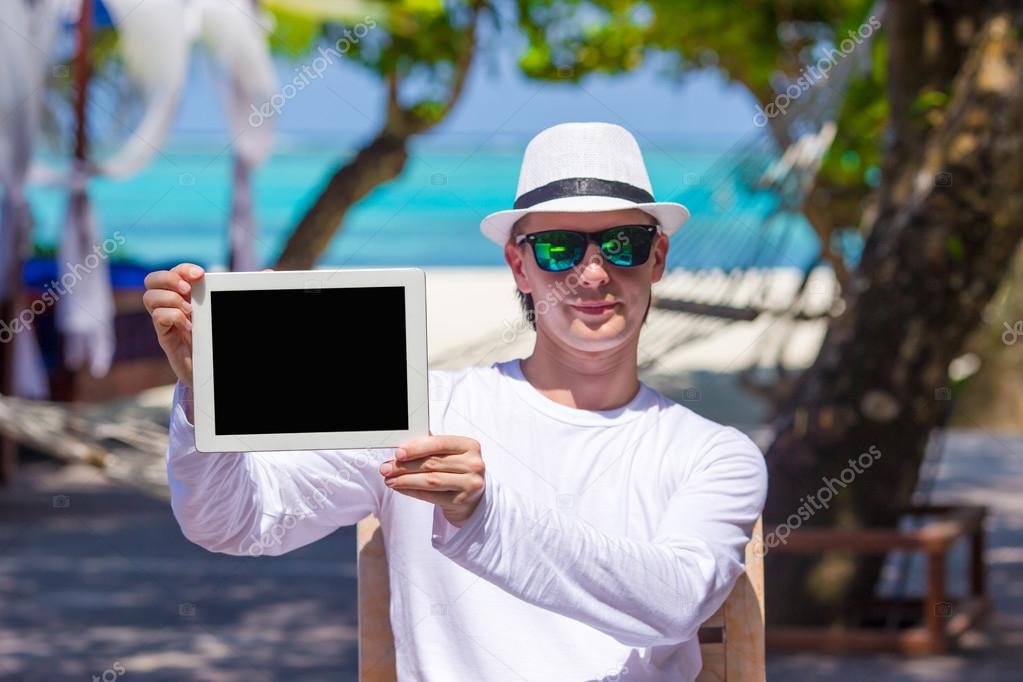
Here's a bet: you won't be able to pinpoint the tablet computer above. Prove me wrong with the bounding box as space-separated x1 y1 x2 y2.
189 268 429 452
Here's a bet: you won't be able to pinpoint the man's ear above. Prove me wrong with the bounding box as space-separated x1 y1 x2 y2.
504 240 532 295
651 233 669 284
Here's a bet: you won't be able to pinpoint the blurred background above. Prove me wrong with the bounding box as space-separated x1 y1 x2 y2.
1 0 1021 679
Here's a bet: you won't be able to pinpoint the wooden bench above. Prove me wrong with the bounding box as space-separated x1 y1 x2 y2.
765 505 988 655
355 515 765 681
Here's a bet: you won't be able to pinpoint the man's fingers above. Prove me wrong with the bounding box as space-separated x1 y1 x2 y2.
395 434 478 461
172 263 205 282
152 307 191 335
381 452 474 478
390 488 456 507
144 269 191 296
386 479 483 508
143 288 191 315
144 264 203 298
384 471 464 492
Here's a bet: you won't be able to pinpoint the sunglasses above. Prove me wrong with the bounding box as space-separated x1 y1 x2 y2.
514 224 660 272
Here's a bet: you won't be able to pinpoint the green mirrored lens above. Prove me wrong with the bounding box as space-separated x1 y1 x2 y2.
602 226 652 266
533 231 584 271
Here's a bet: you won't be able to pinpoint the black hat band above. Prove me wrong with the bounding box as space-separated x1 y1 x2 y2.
513 177 655 210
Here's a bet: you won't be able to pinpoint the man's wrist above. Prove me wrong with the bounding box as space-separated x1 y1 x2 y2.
432 475 494 553
178 381 195 425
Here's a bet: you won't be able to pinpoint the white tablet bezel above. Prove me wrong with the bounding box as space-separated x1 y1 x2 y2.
190 267 429 453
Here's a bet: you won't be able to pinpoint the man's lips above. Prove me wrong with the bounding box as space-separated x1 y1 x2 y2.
570 301 619 313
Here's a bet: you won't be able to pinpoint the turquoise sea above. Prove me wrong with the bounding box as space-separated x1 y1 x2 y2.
25 140 833 272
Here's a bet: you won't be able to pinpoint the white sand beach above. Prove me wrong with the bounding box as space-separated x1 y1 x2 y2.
422 265 836 374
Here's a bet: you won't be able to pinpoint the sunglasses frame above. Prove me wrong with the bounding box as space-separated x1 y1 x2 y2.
514 224 661 272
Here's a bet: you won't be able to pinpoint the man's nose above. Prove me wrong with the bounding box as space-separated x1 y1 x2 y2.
578 242 610 286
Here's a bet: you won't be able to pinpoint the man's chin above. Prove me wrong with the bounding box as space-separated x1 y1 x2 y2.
560 318 632 349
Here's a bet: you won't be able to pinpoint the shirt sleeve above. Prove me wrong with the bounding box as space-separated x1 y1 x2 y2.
167 380 392 557
430 427 768 648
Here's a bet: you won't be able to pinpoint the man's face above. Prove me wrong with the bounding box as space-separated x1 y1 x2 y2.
504 208 668 353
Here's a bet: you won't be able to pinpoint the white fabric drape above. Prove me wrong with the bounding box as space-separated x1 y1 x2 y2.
7 0 277 383
53 0 276 376
0 0 60 398
46 0 191 376
56 166 116 377
97 0 191 178
201 0 276 271
102 0 277 270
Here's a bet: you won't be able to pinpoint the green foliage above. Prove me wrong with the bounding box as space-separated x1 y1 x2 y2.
265 7 326 56
515 1 649 78
409 98 447 124
265 0 460 73
913 89 949 114
513 0 909 237
263 0 474 124
947 235 965 262
818 41 887 189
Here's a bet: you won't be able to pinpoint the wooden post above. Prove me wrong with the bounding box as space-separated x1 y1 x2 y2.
0 299 17 485
54 0 95 403
73 0 92 162
971 509 987 600
722 516 766 681
924 550 948 654
356 514 397 682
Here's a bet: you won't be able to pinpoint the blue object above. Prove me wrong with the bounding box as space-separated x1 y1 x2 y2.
57 0 115 29
21 257 204 289
94 0 114 27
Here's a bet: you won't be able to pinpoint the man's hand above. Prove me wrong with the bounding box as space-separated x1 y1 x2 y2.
380 432 486 527
143 263 205 388
143 263 273 389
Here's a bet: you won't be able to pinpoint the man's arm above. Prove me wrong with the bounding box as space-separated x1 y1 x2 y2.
168 381 390 556
430 428 768 648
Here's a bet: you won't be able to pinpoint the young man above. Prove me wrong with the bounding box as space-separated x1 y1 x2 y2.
145 122 767 681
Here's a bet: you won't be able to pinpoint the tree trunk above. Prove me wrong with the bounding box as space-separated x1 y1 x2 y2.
274 131 409 271
950 240 1023 431
273 5 482 271
764 6 1023 626
875 1 984 222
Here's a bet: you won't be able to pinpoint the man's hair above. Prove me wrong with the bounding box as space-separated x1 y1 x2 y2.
509 214 657 331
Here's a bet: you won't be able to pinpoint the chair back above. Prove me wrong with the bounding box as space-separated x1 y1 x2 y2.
356 516 765 681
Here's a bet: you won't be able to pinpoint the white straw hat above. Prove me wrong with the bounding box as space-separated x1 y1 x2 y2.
480 121 691 245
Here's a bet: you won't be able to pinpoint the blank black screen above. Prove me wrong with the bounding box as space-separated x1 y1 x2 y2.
210 286 409 435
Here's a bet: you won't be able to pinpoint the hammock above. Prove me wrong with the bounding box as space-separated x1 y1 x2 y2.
0 386 173 499
431 7 879 373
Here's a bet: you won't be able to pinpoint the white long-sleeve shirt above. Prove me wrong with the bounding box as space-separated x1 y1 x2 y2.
166 357 767 681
